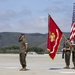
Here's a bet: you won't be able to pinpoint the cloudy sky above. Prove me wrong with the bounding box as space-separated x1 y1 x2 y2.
0 0 75 33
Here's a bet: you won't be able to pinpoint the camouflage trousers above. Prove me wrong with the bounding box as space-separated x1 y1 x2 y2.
72 51 75 66
19 53 27 68
65 50 71 66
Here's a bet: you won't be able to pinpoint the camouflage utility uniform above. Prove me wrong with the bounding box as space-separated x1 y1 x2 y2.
72 45 75 69
19 38 28 69
64 41 71 69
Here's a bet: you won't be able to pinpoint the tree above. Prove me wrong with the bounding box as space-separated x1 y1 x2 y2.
28 46 44 54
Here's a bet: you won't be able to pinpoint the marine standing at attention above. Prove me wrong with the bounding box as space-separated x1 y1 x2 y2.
63 38 71 69
71 39 75 69
18 33 28 71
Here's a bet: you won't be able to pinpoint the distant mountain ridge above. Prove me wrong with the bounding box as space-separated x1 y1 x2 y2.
0 32 47 47
0 32 70 51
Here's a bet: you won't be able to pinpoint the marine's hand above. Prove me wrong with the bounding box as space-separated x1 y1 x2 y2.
63 48 66 50
25 52 27 54
48 51 51 54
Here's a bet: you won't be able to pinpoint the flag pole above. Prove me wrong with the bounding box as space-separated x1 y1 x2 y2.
63 33 75 52
47 14 50 53
48 14 50 33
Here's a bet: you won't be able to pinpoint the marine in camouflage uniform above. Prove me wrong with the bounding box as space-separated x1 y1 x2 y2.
63 38 71 69
71 44 75 69
18 34 28 71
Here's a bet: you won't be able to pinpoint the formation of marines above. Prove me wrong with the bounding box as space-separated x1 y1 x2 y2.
18 33 75 71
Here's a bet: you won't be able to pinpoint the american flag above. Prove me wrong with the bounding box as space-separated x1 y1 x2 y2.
70 3 75 44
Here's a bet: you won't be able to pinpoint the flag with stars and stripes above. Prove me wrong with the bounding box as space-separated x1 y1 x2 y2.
70 3 75 44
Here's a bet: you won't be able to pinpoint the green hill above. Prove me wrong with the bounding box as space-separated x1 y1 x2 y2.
0 32 47 47
0 32 70 52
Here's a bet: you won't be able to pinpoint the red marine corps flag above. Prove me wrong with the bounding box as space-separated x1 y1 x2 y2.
47 15 63 60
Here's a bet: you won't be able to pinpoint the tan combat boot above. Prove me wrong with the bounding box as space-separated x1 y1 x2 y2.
20 67 26 71
64 66 70 69
23 67 27 71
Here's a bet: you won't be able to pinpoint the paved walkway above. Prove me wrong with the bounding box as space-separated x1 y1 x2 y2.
0 54 75 75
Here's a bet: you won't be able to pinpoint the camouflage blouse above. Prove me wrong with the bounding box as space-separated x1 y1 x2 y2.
19 38 28 53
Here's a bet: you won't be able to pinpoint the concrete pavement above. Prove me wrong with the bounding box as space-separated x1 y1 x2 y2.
0 54 75 75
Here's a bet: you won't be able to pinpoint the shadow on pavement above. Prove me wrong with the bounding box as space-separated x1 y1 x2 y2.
49 68 63 70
